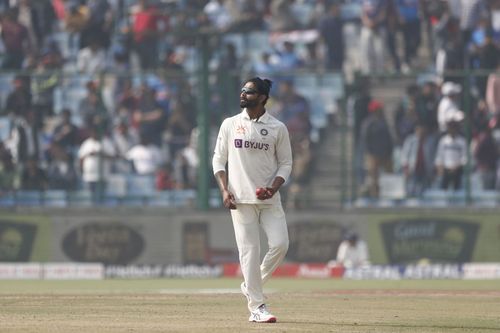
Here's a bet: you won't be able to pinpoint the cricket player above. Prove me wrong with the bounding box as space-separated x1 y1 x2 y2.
212 77 293 323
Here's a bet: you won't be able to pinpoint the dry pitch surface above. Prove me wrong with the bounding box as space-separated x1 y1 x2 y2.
1 278 499 332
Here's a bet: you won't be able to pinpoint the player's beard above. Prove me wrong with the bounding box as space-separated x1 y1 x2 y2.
240 98 259 109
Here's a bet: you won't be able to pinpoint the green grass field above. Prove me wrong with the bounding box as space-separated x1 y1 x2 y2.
1 278 499 332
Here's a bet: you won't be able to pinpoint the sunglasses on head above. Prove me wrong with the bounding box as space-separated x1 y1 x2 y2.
241 87 258 95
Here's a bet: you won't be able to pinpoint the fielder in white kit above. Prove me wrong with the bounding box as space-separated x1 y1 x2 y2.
212 77 293 323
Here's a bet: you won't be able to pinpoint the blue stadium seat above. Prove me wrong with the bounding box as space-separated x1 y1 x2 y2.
15 191 42 206
42 190 68 207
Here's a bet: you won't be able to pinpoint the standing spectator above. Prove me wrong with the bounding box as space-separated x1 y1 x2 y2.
52 109 80 154
3 75 32 120
415 78 439 132
359 0 388 74
77 127 116 200
125 135 163 175
486 62 500 115
459 0 487 48
80 0 113 50
15 0 43 50
31 41 63 119
133 84 167 147
473 126 498 190
130 0 167 70
470 26 500 97
0 143 19 192
400 124 438 197
437 82 463 133
386 0 402 72
435 119 467 190
360 100 394 198
394 84 419 145
317 2 344 71
269 0 300 32
397 0 421 71
78 81 108 131
112 119 139 173
163 102 193 161
63 1 89 59
0 7 31 70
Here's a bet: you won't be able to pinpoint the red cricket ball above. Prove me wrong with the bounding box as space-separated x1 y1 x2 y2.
256 187 266 196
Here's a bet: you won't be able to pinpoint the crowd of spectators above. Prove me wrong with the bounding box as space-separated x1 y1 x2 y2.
352 0 500 200
0 0 498 206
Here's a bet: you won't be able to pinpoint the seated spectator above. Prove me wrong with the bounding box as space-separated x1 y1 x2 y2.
329 232 370 269
76 38 107 74
435 119 467 190
125 135 163 175
46 143 78 190
156 162 176 190
20 156 47 191
275 41 304 71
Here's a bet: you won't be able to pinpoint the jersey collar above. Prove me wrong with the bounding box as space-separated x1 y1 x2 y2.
241 109 270 123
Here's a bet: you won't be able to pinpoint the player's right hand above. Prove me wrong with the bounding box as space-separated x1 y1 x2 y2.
222 190 236 209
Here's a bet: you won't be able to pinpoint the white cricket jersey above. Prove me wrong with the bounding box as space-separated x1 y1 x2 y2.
212 109 293 205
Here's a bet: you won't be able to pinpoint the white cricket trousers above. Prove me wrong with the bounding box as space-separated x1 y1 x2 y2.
230 203 289 312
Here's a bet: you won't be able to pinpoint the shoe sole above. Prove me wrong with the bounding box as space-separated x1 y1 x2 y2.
250 317 276 323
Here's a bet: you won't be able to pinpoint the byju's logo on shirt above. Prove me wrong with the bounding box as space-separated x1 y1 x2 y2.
234 139 269 151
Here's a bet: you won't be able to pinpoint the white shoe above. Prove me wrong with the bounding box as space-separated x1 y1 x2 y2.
248 304 277 323
240 282 249 301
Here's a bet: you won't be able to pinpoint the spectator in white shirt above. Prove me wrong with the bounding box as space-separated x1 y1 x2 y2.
435 120 467 190
77 38 107 74
126 135 163 175
78 127 116 199
332 232 370 269
437 82 463 133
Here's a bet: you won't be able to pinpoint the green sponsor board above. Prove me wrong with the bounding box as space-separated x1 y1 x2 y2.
364 212 500 264
0 215 51 262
